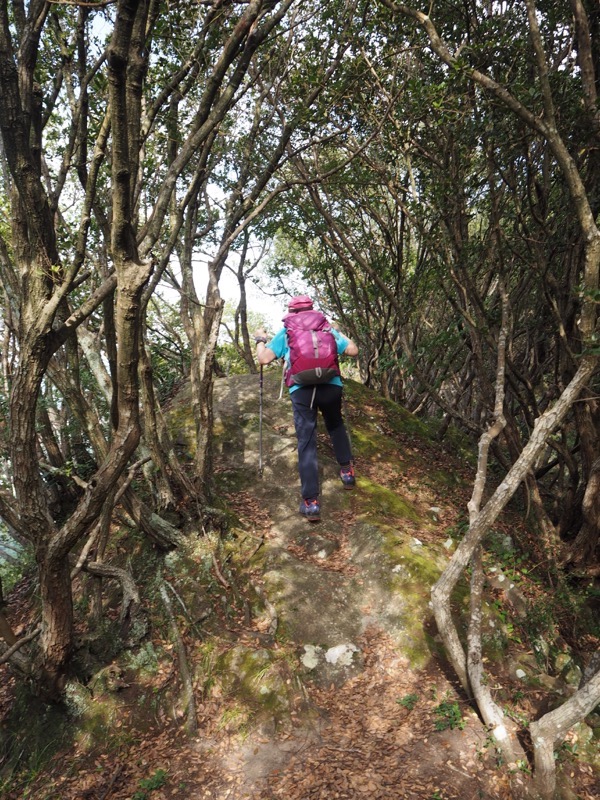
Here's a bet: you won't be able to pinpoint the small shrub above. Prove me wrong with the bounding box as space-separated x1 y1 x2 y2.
433 699 465 731
132 768 168 800
397 693 419 710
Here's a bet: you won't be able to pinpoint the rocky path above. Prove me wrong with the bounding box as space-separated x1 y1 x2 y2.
206 372 515 799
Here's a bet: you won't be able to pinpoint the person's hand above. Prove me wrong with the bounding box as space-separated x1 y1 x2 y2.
254 328 269 342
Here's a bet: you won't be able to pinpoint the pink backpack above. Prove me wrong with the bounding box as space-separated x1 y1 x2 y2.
283 310 341 387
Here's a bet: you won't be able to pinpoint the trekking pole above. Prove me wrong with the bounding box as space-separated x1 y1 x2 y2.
258 364 264 477
278 359 285 400
342 388 353 455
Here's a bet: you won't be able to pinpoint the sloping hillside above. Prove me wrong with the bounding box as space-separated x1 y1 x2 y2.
0 371 598 800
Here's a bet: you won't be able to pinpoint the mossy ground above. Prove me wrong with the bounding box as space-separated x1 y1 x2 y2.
357 477 422 522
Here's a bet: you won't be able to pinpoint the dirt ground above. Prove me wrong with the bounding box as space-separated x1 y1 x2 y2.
1 620 596 800
1 373 599 799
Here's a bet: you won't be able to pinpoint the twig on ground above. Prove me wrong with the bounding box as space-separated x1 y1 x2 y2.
212 552 230 589
244 535 265 564
97 763 124 800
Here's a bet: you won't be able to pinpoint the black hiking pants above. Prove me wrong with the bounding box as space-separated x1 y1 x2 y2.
290 384 353 501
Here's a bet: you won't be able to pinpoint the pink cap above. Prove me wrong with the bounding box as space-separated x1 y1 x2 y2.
288 295 313 311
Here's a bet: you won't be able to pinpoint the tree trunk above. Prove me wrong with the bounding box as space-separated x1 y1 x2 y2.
139 327 198 510
467 549 527 780
138 330 178 510
565 393 600 563
530 668 600 799
431 356 597 695
178 202 225 497
568 456 600 563
37 556 73 698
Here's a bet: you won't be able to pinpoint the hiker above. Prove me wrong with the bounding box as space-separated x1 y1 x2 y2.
254 295 359 522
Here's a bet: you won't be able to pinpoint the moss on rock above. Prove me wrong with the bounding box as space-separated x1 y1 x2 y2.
214 646 293 729
358 478 421 523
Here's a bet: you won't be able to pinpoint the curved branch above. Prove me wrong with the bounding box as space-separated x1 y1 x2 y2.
0 625 39 669
83 561 140 625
